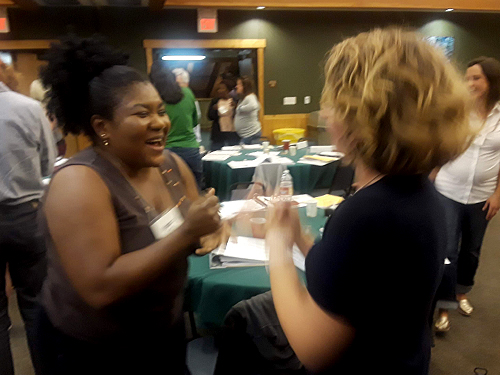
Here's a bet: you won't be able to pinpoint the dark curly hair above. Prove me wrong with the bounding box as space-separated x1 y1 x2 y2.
219 79 235 92
467 56 500 110
149 61 184 105
40 35 148 139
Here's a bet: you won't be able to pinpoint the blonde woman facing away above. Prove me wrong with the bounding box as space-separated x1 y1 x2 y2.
265 29 473 375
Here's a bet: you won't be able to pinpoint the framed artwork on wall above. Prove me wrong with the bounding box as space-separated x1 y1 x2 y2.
426 36 455 59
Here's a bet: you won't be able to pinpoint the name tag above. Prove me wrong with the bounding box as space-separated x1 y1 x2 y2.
150 206 185 240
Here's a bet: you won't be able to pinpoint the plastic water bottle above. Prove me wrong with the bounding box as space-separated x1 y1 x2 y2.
279 170 293 200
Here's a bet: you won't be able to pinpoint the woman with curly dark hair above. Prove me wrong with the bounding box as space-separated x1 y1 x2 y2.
208 80 240 150
34 36 222 374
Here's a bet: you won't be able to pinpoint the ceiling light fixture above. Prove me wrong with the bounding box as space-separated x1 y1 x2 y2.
256 6 265 10
445 8 454 12
161 55 206 61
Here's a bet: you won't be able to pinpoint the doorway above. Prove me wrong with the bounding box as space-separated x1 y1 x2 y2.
143 39 266 146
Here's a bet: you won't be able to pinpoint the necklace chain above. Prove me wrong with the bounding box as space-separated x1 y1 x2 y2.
353 173 383 195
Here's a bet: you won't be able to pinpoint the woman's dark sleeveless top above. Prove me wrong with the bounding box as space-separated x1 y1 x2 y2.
41 147 192 343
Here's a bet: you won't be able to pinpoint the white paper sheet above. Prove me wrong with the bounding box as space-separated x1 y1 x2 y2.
295 141 308 150
221 146 243 151
269 156 295 165
211 236 305 271
297 158 330 166
291 194 315 204
319 151 344 158
219 199 265 220
248 151 280 157
209 150 242 155
202 154 232 161
309 145 334 153
241 144 263 150
227 155 269 169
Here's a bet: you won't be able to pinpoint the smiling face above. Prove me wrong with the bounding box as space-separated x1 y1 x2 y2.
466 64 490 103
94 82 171 170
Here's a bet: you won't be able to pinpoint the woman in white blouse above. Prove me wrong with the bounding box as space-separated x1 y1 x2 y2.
234 76 262 144
433 57 500 332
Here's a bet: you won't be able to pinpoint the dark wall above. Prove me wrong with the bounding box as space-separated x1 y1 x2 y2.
3 8 500 114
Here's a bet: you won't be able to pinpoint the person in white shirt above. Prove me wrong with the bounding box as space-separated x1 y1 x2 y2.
234 76 262 144
0 60 56 374
433 56 500 332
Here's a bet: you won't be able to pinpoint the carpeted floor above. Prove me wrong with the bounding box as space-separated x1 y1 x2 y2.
9 215 500 375
430 214 500 375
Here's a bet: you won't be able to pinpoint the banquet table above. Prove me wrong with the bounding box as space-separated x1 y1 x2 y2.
185 206 329 329
203 148 340 201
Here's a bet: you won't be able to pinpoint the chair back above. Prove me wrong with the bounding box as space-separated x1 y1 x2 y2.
253 164 287 196
328 164 355 198
229 182 257 201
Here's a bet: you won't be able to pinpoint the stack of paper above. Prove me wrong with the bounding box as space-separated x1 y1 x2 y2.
291 194 315 206
242 144 264 150
295 141 308 150
314 194 344 208
298 155 339 166
210 236 305 271
203 150 242 161
319 151 344 158
221 145 243 151
202 154 232 161
309 145 335 153
269 156 295 165
228 155 269 169
248 151 280 157
219 199 266 220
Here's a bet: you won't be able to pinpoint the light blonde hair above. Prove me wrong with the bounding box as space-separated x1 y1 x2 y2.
321 28 474 175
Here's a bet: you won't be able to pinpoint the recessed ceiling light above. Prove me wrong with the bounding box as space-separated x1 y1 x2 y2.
445 8 454 12
161 55 206 61
257 6 265 10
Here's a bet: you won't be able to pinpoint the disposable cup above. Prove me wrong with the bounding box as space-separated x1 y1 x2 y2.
250 217 267 239
306 200 318 218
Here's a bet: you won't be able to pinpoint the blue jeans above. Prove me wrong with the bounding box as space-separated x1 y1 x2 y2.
169 147 204 190
436 194 489 302
241 131 262 145
0 201 47 375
